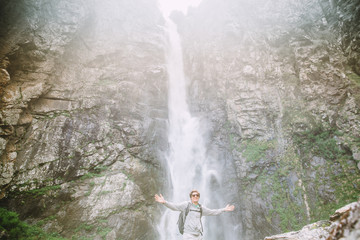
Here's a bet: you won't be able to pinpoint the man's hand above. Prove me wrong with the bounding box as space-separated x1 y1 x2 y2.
224 204 235 212
154 194 166 204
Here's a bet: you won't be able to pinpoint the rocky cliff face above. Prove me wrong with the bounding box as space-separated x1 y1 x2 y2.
178 0 360 239
0 0 359 239
0 0 167 239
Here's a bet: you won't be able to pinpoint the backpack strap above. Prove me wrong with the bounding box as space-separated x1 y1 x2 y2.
199 203 203 234
184 202 191 217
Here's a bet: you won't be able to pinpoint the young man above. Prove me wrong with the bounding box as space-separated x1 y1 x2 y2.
154 190 235 240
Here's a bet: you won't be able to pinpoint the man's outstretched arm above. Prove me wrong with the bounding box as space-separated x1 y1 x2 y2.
202 204 235 216
154 193 188 211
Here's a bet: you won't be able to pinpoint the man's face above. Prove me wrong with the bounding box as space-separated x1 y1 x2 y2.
191 192 200 203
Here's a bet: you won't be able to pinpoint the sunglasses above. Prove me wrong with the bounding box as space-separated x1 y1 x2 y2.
191 194 200 197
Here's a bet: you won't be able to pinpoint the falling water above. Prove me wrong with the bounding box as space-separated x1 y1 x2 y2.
157 16 229 240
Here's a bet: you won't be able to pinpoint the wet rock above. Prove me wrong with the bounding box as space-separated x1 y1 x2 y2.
0 69 10 85
0 0 164 239
0 137 6 151
264 202 360 240
264 221 331 240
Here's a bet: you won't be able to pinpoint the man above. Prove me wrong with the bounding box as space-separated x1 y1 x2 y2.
154 190 235 240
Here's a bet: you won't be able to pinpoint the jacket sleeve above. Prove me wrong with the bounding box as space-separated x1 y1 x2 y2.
201 205 226 216
163 201 189 212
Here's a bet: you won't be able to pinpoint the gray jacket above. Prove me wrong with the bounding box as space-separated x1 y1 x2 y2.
163 201 226 235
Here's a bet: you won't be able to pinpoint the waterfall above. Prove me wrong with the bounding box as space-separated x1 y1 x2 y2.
157 16 229 240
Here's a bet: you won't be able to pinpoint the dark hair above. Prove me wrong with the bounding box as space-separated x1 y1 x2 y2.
189 190 200 198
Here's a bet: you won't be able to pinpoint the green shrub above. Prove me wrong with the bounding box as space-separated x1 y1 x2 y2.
347 72 360 85
25 185 62 197
97 227 111 239
241 140 275 162
293 126 360 222
80 172 104 180
0 208 42 239
0 208 68 240
293 126 344 159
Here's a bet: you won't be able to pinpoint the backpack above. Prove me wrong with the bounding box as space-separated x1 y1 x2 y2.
177 202 202 235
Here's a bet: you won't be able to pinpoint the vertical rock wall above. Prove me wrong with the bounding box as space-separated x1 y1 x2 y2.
178 0 360 239
0 0 167 239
